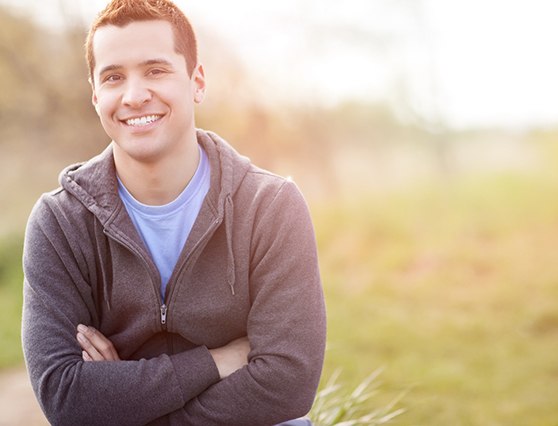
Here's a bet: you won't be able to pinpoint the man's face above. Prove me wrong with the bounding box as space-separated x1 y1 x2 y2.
91 20 205 164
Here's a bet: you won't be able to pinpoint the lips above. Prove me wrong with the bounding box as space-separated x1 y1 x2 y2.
122 114 163 127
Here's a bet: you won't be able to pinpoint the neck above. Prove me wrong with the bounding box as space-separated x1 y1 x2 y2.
113 141 200 206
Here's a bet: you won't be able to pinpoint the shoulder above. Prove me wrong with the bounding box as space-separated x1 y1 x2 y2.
25 189 85 248
232 166 314 236
199 128 310 213
242 164 307 208
28 188 70 227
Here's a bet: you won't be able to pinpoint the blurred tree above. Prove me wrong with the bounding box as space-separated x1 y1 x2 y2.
0 0 450 230
0 5 106 162
0 5 106 233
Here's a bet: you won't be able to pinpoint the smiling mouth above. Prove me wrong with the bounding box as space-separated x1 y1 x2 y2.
123 114 163 127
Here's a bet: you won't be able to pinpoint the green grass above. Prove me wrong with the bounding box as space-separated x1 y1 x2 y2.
0 235 24 368
313 171 558 425
2 168 558 424
309 368 406 425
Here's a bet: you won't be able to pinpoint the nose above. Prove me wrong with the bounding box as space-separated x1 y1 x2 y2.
122 77 152 108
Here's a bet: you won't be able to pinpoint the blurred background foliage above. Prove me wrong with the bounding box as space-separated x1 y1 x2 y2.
1 2 558 425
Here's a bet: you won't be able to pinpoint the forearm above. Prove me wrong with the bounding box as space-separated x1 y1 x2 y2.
158 300 325 426
171 297 326 425
73 325 307 426
22 201 221 424
169 264 326 424
171 346 324 426
23 285 219 426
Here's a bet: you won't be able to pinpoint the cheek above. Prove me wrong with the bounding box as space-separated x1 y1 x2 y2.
169 92 195 114
94 99 120 136
161 79 195 105
96 95 118 119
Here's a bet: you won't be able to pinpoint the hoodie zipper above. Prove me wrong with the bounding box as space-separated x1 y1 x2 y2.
160 304 168 326
105 219 222 333
164 216 224 318
105 201 227 333
103 228 167 331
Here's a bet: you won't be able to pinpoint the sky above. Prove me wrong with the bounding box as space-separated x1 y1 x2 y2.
1 0 557 130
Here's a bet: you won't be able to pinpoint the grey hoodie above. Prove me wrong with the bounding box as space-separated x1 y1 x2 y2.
22 130 326 426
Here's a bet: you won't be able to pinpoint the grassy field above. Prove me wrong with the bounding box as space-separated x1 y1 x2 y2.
0 235 23 368
314 169 558 425
2 168 558 425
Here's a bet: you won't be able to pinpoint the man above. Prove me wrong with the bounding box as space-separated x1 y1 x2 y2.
21 0 326 425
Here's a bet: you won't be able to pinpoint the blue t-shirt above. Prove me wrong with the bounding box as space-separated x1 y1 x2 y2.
118 146 211 299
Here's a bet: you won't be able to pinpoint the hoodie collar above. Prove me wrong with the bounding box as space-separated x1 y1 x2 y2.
59 129 250 222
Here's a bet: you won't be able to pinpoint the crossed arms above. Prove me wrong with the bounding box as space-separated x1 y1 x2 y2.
23 182 326 426
76 324 250 380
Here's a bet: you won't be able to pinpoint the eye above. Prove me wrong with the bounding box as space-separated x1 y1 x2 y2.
103 74 122 83
148 68 168 77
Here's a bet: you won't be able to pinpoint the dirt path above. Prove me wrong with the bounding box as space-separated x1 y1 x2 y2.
0 367 48 426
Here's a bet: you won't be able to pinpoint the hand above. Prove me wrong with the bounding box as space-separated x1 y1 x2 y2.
209 336 250 379
76 324 120 362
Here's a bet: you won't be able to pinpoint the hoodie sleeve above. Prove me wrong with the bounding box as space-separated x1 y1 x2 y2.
170 180 327 426
22 195 220 426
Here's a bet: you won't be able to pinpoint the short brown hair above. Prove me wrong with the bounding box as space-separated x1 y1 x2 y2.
85 0 198 83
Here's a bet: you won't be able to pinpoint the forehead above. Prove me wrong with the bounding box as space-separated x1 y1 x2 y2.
92 20 181 72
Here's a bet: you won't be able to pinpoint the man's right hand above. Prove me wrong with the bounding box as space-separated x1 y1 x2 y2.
77 324 121 361
209 336 250 379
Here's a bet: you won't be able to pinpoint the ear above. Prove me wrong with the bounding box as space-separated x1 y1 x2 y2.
91 85 101 116
192 63 206 104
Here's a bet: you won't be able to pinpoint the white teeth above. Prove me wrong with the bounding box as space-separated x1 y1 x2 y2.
125 115 161 127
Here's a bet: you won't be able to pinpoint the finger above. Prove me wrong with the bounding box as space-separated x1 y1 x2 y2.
78 325 120 361
82 350 93 362
77 332 104 361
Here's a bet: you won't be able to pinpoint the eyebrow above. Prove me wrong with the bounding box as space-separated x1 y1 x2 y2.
98 59 174 77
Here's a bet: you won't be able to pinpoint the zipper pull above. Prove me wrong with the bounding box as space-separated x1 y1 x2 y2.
160 304 168 327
